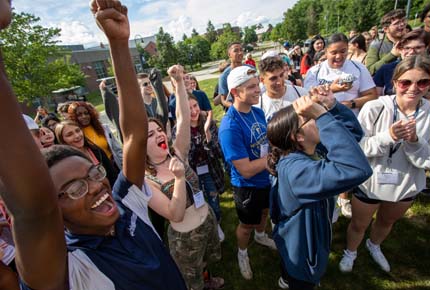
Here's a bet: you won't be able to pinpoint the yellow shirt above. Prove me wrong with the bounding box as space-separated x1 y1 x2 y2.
83 126 112 160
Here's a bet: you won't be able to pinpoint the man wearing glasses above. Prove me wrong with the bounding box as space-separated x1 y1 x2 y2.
366 9 406 75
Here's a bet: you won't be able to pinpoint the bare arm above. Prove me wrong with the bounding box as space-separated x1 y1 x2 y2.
169 65 190 161
221 94 233 108
232 156 268 179
341 87 378 109
0 35 66 290
148 157 187 222
92 0 147 188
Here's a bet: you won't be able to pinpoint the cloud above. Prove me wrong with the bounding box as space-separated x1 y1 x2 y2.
54 21 100 45
11 0 297 44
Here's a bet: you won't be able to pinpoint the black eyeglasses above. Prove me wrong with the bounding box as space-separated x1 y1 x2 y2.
296 118 311 132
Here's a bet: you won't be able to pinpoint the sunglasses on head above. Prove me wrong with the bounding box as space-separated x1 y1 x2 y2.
396 79 430 90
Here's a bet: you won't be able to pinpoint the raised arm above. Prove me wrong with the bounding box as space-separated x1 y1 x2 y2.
92 0 147 188
149 68 169 128
168 65 190 161
0 6 66 289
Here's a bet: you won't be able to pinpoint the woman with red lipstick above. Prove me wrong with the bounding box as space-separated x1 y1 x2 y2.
339 55 430 273
145 65 224 290
55 120 119 187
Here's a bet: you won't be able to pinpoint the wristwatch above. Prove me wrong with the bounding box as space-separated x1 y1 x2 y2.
350 100 356 109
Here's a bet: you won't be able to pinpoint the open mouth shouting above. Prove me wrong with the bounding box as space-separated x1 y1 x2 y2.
91 193 117 216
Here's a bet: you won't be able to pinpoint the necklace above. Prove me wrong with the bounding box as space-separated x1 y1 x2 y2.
150 155 169 166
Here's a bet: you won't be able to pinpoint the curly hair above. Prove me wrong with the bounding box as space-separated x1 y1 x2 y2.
67 101 105 136
258 57 284 75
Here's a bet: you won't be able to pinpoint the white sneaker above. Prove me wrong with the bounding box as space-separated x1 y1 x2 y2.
338 198 352 218
366 239 390 272
254 232 277 250
217 224 225 242
237 251 253 280
339 249 357 273
278 277 289 289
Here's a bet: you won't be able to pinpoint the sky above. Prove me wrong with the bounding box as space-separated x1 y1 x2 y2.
11 0 298 47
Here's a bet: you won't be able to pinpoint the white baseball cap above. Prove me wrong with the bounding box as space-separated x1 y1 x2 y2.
261 50 279 60
22 114 39 130
227 66 258 92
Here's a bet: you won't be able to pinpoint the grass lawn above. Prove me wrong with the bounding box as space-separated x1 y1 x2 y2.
198 77 430 290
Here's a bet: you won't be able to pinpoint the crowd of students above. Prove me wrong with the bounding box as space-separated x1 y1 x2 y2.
0 1 429 289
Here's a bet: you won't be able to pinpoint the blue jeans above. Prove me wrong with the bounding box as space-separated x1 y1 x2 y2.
198 173 221 222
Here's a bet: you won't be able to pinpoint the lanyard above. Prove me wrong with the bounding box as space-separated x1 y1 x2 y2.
232 106 265 142
389 97 420 159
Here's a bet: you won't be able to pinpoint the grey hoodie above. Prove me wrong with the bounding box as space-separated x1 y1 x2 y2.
358 95 430 201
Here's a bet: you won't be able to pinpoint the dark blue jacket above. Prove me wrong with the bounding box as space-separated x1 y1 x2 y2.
270 103 372 284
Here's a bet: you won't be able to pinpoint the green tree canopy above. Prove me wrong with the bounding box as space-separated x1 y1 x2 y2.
152 27 178 70
0 12 85 103
205 20 217 44
210 24 240 60
243 25 258 44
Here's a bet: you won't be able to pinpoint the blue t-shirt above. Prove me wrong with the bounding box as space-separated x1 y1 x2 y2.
219 106 270 188
373 60 399 96
22 172 186 290
169 90 212 120
218 66 232 96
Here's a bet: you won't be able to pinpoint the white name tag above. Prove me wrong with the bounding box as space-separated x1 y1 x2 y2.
168 112 173 118
193 190 205 209
295 66 300 70
377 172 401 184
196 164 209 175
260 144 269 157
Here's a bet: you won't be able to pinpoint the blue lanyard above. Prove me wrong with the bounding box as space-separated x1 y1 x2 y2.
389 97 420 159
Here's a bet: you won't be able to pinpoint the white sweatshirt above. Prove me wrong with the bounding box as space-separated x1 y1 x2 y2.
358 95 430 202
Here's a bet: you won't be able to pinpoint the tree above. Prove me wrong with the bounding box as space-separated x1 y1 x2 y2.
210 24 240 60
205 20 217 44
191 28 199 37
152 27 178 71
243 26 258 44
182 33 188 41
0 12 85 103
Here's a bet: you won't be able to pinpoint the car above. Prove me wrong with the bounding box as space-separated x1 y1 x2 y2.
51 86 88 103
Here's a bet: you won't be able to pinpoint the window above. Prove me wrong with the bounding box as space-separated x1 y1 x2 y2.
93 61 107 79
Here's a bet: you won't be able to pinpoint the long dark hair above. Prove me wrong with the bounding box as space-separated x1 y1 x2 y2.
267 106 302 176
349 34 367 52
306 35 325 67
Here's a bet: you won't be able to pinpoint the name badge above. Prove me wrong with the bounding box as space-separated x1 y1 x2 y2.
377 172 400 184
295 66 300 70
260 144 269 157
196 164 209 175
168 112 173 118
193 190 205 209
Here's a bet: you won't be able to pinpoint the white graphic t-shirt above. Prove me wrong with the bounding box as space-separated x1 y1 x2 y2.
304 60 375 114
255 85 308 121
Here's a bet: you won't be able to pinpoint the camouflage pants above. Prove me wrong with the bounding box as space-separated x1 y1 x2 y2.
168 208 221 290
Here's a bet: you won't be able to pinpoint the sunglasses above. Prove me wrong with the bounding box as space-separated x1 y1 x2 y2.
396 79 430 90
